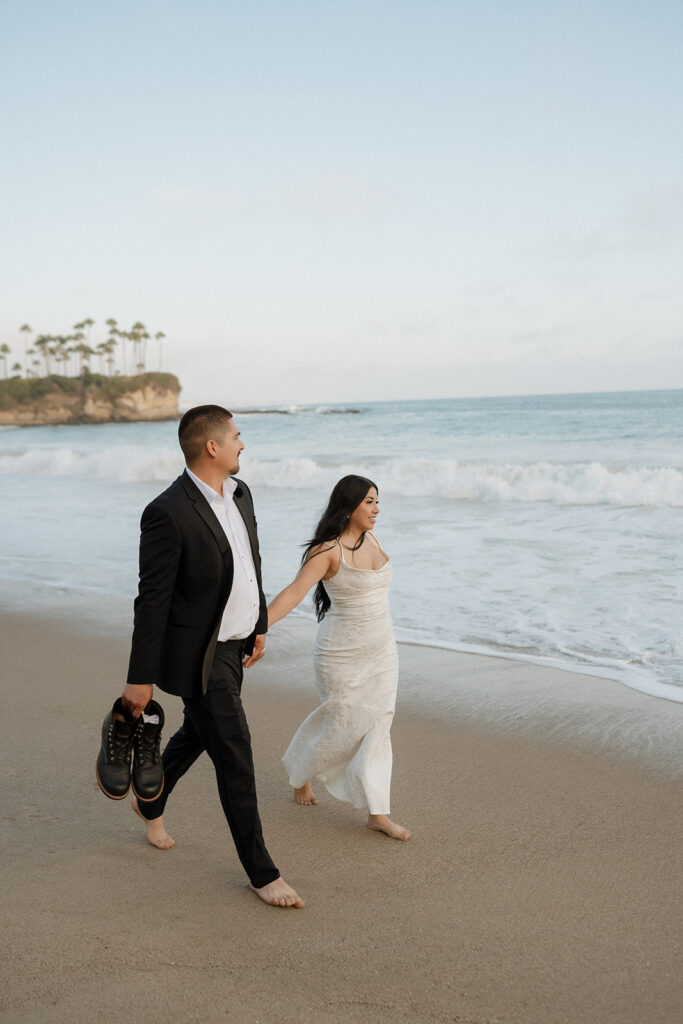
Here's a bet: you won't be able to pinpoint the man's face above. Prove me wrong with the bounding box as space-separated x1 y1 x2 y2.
213 418 244 477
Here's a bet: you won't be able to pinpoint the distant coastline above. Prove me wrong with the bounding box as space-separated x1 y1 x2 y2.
0 371 181 426
0 316 178 425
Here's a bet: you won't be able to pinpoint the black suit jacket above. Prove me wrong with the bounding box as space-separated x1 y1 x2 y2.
126 470 268 698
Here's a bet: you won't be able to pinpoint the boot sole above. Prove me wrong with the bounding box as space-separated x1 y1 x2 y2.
132 775 165 803
95 758 131 800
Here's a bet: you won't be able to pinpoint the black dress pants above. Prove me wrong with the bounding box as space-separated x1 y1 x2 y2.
137 639 279 889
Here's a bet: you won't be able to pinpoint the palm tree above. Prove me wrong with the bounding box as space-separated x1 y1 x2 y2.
127 329 137 374
117 330 129 375
65 334 79 376
76 318 95 347
34 334 55 375
155 331 166 370
54 336 70 376
140 330 150 372
95 341 108 374
54 346 65 376
105 319 124 373
74 343 85 375
72 332 85 374
74 341 91 375
11 361 22 377
19 324 32 375
130 323 146 374
5 317 173 379
102 337 117 376
0 343 10 378
80 344 96 374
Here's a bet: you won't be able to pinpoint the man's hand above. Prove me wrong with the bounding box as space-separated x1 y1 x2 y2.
243 634 266 669
121 683 153 718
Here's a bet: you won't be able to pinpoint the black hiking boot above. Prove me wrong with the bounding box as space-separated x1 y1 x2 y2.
96 698 137 799
131 699 165 802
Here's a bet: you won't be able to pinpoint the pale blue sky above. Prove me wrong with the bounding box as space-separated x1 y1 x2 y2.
2 1 681 404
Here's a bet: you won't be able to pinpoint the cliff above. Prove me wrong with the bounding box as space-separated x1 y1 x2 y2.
0 372 181 426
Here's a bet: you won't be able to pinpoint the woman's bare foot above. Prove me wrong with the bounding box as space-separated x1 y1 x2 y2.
367 814 411 841
249 877 305 908
293 782 318 806
131 795 176 850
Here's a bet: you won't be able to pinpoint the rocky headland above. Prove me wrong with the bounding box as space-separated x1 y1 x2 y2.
0 372 180 426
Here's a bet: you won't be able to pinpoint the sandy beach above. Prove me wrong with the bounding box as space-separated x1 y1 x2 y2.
1 604 681 1024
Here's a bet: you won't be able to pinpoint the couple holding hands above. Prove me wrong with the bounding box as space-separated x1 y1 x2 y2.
109 404 409 910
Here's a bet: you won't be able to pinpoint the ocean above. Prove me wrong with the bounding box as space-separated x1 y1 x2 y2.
1 389 681 703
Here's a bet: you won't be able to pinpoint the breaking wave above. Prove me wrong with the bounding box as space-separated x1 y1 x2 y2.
232 405 362 415
1 447 682 506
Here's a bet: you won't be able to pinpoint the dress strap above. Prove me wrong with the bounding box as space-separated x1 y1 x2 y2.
338 532 384 564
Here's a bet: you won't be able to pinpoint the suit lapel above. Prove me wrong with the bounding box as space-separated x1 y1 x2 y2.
179 471 233 573
232 485 260 568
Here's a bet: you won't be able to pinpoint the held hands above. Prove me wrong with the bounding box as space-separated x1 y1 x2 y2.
121 683 153 718
243 633 266 668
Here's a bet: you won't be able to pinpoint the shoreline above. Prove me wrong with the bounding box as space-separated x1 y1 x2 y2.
3 571 682 712
271 615 683 779
2 580 682 777
1 603 681 1023
393 632 683 706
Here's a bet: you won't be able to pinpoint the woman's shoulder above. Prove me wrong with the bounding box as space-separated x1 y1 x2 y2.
304 539 341 578
306 539 341 562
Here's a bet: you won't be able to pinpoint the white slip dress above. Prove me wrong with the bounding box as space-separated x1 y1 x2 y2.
282 532 398 814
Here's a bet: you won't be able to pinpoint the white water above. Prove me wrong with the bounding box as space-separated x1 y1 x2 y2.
2 448 682 507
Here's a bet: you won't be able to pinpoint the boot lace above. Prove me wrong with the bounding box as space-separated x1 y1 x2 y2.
107 723 133 763
135 724 161 765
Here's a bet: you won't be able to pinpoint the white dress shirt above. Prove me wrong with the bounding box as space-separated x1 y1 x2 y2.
186 468 260 640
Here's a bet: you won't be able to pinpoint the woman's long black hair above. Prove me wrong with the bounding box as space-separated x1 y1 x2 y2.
302 474 378 621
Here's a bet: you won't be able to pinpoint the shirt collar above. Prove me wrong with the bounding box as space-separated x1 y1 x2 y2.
186 467 237 505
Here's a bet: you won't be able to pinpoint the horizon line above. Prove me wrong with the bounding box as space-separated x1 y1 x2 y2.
180 385 682 412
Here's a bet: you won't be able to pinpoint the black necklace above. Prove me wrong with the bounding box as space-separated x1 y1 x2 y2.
341 532 365 551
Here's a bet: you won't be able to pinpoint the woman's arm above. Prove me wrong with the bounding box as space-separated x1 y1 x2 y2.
267 544 338 626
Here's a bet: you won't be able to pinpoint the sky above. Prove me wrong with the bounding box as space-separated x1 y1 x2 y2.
1 0 681 406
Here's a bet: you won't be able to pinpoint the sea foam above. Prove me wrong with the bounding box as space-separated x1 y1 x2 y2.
2 447 682 507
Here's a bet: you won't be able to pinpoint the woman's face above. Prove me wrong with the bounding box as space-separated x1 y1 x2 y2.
348 487 379 533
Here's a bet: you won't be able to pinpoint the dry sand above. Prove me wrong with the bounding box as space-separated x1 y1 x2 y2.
1 607 682 1024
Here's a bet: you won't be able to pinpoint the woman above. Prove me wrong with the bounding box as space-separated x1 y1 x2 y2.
267 475 410 841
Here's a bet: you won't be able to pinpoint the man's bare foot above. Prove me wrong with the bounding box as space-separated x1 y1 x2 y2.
367 814 411 841
131 795 176 850
249 877 305 908
293 782 318 806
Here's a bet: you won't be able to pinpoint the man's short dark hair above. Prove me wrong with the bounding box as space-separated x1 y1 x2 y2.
178 405 233 465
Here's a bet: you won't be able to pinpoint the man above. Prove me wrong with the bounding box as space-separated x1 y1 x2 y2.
122 404 304 908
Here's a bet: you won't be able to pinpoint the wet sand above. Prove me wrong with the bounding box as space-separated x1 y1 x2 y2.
1 608 681 1024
